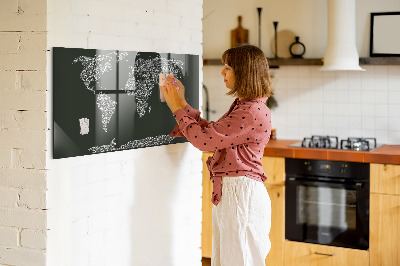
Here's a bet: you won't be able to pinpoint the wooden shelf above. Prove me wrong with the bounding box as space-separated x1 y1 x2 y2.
203 58 323 67
268 58 322 67
203 57 400 67
359 57 400 65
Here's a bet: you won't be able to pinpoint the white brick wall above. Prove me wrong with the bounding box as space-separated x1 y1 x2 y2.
0 227 19 247
0 0 48 265
0 169 47 189
21 229 47 250
0 187 19 208
3 0 204 265
0 208 46 230
46 1 203 266
0 248 46 266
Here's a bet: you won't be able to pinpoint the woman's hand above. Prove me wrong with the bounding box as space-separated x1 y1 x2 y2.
174 77 187 108
161 75 186 113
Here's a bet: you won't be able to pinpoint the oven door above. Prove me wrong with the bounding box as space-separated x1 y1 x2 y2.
285 177 369 250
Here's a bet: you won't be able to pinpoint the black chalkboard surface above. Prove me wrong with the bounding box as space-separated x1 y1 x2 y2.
53 47 199 159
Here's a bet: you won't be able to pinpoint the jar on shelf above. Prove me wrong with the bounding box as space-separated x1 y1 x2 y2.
289 36 306 58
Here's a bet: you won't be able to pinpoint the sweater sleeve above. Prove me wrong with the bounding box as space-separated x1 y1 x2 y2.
172 106 256 152
169 103 210 137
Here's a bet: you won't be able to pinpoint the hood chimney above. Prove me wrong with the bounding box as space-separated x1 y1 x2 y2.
320 0 365 71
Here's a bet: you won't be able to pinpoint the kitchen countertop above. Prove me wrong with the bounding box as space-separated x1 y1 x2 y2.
263 139 400 165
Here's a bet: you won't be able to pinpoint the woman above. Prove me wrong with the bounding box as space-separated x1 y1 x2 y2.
161 44 273 266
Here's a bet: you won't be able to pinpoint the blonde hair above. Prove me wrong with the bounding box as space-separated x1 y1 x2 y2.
221 44 273 99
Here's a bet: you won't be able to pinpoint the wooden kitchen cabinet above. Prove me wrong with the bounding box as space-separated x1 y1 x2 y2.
262 156 285 266
264 184 285 266
261 156 285 186
370 193 400 266
370 163 400 195
202 152 213 258
370 163 400 266
284 241 369 266
201 154 286 266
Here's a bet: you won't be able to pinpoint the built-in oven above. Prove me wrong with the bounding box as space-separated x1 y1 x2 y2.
285 158 369 250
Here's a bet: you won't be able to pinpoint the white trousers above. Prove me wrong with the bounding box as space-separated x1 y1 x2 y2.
212 176 272 266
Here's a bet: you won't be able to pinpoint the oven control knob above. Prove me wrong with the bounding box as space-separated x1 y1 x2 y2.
340 164 347 174
304 161 312 171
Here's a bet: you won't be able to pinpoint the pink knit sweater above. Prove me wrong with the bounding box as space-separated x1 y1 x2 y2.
170 97 271 205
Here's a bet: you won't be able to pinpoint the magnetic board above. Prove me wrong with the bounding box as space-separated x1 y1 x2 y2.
53 47 199 159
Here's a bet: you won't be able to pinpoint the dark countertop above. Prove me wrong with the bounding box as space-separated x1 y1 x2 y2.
263 139 400 165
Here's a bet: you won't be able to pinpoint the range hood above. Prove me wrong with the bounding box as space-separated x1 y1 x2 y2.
320 0 365 71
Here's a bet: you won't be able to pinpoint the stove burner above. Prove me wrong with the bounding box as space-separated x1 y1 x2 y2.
301 135 339 149
340 137 377 151
295 136 378 151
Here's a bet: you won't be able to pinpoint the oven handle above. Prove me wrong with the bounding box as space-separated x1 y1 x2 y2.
286 177 364 189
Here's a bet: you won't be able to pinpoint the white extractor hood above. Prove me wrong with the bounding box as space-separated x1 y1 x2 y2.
320 0 365 71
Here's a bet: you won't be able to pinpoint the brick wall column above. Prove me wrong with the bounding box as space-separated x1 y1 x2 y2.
0 0 48 265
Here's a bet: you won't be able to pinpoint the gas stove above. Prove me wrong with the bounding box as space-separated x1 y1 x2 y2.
289 135 381 151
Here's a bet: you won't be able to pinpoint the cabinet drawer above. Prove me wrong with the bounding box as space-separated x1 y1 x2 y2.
284 241 369 266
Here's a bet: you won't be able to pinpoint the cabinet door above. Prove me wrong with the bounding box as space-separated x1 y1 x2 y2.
202 152 213 258
261 156 285 185
265 184 284 266
370 163 400 195
284 241 369 266
370 193 400 266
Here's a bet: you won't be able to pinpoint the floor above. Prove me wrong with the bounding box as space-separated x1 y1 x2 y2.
202 257 211 266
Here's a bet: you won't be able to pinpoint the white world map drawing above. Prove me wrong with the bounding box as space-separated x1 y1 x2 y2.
73 52 184 132
123 57 184 117
71 51 185 153
88 135 175 154
96 93 117 133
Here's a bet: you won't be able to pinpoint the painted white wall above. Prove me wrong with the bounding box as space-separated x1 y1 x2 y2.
203 0 400 145
203 0 400 58
46 0 203 266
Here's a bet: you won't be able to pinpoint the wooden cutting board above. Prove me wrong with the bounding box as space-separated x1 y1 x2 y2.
231 16 249 48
